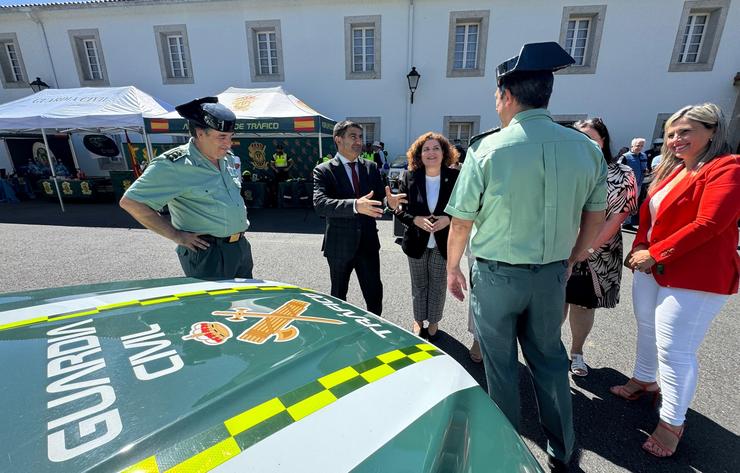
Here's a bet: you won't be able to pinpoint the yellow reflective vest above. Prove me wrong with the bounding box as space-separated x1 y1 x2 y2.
273 153 288 168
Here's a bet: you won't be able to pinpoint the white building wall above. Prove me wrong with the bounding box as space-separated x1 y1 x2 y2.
0 0 738 171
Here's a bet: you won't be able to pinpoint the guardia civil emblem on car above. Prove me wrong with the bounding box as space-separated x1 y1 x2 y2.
0 278 543 472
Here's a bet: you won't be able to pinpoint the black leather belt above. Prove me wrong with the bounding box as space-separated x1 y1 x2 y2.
475 257 550 270
201 232 243 243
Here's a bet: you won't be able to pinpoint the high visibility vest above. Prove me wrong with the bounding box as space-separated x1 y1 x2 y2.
322 154 332 163
360 152 373 161
273 153 288 168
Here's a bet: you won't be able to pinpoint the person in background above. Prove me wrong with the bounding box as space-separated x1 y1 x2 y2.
564 118 637 377
395 132 459 339
619 138 648 230
445 42 607 473
613 103 740 458
650 139 664 169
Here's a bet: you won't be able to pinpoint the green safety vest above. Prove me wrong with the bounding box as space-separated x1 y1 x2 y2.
273 153 288 168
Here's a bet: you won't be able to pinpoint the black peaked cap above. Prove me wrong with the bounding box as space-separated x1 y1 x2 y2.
496 42 575 84
175 97 236 132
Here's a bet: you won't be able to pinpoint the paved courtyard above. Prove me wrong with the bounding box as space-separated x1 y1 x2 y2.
0 201 737 472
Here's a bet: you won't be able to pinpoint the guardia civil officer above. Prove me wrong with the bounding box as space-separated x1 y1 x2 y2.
445 42 608 472
120 97 253 279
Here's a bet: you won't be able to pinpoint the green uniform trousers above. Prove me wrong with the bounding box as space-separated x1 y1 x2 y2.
471 258 574 463
176 235 254 280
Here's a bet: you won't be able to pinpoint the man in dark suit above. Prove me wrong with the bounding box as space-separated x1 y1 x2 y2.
313 121 406 315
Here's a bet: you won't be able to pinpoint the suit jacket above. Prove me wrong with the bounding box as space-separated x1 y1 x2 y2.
396 167 459 259
313 156 385 261
634 154 740 294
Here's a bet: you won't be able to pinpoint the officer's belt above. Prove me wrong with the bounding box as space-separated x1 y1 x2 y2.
475 257 560 271
201 232 243 244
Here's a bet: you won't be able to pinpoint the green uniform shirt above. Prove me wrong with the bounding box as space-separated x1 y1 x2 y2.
445 109 607 264
124 139 249 237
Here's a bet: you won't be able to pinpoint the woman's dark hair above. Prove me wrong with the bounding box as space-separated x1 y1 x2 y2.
406 132 459 171
574 117 614 164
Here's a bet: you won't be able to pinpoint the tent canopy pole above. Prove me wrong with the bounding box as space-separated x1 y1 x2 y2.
41 128 64 212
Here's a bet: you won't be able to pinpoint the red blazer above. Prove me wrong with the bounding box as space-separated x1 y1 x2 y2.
633 154 740 294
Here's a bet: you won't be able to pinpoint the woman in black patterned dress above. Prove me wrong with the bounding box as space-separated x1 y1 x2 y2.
564 118 638 376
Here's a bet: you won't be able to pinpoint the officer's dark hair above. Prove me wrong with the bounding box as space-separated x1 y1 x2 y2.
498 71 554 109
333 120 362 139
188 121 209 138
574 117 615 164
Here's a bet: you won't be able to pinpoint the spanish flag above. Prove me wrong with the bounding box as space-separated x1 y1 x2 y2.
293 117 314 132
149 119 169 132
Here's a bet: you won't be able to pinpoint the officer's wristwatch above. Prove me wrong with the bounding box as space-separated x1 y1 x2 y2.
586 248 595 255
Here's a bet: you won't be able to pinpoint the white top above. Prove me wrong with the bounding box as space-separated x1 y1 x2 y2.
426 174 441 248
647 171 682 241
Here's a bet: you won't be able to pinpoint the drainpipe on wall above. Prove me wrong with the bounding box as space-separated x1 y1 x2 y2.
25 8 60 88
404 0 415 148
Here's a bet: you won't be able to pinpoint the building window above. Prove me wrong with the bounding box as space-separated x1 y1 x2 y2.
447 11 489 78
347 116 381 145
557 6 606 75
352 27 374 73
154 25 193 84
246 20 284 82
167 35 188 77
565 18 590 66
0 33 28 89
345 16 381 80
454 23 478 70
4 44 22 81
69 29 109 86
678 14 707 63
670 1 728 72
443 116 480 145
256 31 278 75
83 39 102 80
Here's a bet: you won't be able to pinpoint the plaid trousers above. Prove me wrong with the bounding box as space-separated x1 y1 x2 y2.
407 246 447 323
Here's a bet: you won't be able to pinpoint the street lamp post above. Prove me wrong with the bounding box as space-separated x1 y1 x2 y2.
406 67 420 104
29 77 49 93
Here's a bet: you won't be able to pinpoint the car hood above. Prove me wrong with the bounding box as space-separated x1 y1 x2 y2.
0 278 542 473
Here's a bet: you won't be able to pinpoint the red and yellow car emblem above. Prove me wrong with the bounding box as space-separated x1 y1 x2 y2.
182 321 232 345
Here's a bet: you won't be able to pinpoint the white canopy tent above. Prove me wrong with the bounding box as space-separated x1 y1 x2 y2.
147 86 336 160
0 86 173 211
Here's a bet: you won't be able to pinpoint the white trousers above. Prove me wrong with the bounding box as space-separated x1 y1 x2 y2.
632 271 728 425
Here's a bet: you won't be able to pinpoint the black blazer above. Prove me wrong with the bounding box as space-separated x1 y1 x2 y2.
396 166 459 259
313 156 385 261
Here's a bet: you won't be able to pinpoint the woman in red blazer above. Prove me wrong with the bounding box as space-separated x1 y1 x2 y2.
395 132 459 339
611 103 740 458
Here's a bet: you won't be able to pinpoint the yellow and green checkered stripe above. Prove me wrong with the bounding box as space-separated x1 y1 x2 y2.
0 284 301 332
121 343 442 473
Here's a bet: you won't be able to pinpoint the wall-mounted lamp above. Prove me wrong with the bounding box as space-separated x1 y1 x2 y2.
406 67 420 104
29 77 49 93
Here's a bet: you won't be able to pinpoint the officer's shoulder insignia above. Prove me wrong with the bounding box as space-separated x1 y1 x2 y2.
162 146 188 161
469 127 501 146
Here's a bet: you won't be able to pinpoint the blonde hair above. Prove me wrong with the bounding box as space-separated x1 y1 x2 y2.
650 103 730 191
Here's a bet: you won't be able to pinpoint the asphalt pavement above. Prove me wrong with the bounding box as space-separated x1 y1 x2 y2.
0 201 737 472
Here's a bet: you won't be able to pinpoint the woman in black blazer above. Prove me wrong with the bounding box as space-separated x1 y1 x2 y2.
395 132 460 339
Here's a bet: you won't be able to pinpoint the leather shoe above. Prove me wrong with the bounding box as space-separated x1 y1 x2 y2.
547 455 569 473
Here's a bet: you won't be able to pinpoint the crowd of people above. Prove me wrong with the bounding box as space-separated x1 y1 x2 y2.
118 41 739 472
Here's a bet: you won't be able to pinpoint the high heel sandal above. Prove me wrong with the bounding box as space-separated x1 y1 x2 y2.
642 421 685 458
610 378 661 405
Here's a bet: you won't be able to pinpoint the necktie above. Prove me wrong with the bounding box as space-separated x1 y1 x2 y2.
348 161 361 198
